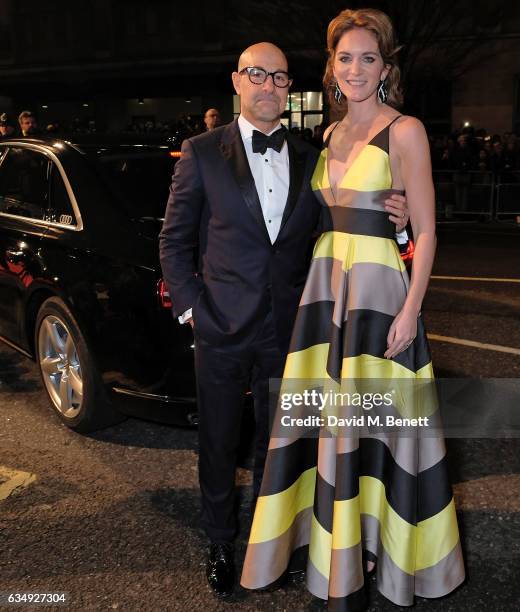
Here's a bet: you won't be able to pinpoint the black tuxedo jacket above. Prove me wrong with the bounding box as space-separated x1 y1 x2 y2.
159 119 321 352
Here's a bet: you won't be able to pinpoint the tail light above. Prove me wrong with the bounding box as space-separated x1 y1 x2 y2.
157 278 173 309
169 151 182 158
400 239 415 266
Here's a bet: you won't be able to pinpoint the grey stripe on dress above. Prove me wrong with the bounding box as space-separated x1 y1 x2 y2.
361 514 465 605
321 431 446 479
268 399 445 474
329 543 365 598
300 259 409 318
240 506 312 589
415 539 465 598
306 554 331 600
334 188 405 212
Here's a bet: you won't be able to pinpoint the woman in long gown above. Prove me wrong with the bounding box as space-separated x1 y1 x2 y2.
241 7 465 610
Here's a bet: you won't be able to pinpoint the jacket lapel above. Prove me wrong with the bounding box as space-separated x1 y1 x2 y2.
279 134 307 235
220 120 271 243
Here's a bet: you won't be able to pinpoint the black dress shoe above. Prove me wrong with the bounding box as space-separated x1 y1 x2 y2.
206 542 235 599
288 567 306 583
288 546 307 581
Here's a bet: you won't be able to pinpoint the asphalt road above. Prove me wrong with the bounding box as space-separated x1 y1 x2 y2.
0 222 519 612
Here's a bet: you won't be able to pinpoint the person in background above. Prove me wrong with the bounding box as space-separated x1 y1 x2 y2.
203 108 222 131
301 127 313 144
312 122 325 148
0 113 16 139
18 110 40 136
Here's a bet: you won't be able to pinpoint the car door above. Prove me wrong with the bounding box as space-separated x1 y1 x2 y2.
0 145 50 345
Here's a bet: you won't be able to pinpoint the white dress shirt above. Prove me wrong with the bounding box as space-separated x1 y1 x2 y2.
237 114 290 244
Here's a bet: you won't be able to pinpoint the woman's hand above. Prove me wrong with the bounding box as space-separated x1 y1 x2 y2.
385 193 409 232
384 307 418 359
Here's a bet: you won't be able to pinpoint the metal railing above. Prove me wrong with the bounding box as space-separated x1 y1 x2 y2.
496 171 520 217
433 170 520 220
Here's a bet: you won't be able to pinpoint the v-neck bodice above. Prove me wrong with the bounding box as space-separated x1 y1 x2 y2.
311 116 404 210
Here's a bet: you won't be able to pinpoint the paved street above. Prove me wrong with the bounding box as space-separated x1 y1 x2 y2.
1 222 519 611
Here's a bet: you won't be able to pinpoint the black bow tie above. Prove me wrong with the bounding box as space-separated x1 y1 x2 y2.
252 127 286 154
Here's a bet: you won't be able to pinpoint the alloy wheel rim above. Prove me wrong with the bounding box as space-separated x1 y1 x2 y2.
38 315 83 418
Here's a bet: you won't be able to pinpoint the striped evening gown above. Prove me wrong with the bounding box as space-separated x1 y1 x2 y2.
241 118 465 610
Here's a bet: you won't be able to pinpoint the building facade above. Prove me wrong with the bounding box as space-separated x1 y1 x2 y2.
0 0 518 135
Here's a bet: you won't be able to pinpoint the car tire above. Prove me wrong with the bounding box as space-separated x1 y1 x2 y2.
35 296 126 432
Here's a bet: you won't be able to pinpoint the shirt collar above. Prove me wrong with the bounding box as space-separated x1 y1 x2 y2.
238 114 283 141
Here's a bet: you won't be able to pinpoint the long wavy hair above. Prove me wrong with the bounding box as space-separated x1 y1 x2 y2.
323 8 403 111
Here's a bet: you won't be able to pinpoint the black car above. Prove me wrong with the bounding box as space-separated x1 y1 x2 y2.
0 135 197 432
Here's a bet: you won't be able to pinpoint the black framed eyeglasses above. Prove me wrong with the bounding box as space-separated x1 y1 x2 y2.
239 66 292 88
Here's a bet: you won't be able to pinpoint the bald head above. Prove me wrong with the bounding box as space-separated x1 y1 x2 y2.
237 42 288 72
232 42 291 134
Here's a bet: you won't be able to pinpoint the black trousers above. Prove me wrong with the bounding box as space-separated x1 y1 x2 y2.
194 310 285 543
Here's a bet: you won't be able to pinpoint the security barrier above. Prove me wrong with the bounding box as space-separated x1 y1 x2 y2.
433 171 494 219
496 171 520 217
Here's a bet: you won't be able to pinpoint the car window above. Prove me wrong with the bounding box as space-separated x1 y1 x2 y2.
0 147 49 220
49 162 75 225
90 152 175 219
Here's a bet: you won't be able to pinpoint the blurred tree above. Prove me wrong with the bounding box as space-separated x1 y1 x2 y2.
226 0 508 99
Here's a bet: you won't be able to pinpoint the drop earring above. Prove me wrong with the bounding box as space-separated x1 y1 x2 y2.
334 81 343 104
377 79 388 103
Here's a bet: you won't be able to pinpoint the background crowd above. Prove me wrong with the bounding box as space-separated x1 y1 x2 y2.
430 127 519 176
1 108 519 178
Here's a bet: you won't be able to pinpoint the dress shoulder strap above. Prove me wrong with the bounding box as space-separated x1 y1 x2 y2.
371 115 404 154
387 114 404 128
323 121 340 148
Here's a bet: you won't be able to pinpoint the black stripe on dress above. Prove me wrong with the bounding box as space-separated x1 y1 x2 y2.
320 206 396 239
261 437 452 524
328 585 367 612
259 437 319 497
289 304 431 373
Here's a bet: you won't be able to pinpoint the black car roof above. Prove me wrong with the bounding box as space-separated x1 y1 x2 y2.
0 134 177 156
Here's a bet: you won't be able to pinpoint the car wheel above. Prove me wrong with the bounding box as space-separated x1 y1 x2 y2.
35 296 125 432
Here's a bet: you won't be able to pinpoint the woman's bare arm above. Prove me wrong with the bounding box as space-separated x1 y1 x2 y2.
384 117 436 358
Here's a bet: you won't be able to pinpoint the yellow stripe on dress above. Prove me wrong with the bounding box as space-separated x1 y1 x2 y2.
284 343 331 379
416 498 461 570
311 145 392 193
311 149 329 191
313 232 406 273
248 467 316 544
331 496 362 550
311 479 460 578
309 513 333 580
284 349 434 381
340 145 392 192
341 355 434 379
359 476 460 573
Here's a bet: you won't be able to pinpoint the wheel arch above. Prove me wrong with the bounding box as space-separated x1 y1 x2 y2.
24 286 98 359
24 288 58 358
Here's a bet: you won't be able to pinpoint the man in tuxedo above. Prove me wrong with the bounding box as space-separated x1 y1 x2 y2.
159 42 409 599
